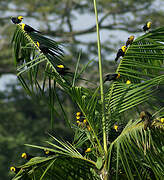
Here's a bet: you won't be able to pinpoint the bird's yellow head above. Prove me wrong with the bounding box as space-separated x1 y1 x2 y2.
121 46 127 52
126 80 131 84
10 166 16 172
129 35 135 41
44 149 50 155
117 73 121 79
85 148 91 153
57 65 64 69
83 119 87 124
21 152 27 159
76 116 80 120
76 120 80 125
160 118 164 123
147 22 152 28
114 124 118 132
36 42 40 47
21 23 25 30
76 112 81 116
18 16 23 21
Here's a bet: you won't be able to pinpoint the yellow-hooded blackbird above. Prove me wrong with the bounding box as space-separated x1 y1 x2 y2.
36 41 56 56
140 111 152 130
11 16 23 24
10 166 21 174
126 35 135 47
21 23 40 33
143 22 151 32
21 152 34 161
56 64 70 75
115 46 126 62
104 73 120 83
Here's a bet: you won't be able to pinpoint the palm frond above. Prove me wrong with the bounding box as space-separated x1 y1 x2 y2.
12 136 100 180
107 118 164 179
106 27 164 123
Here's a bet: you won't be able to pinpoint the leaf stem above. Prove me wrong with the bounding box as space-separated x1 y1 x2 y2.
93 0 107 155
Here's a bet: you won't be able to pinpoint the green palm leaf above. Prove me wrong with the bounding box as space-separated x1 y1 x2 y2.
12 136 100 180
107 119 164 180
106 27 164 120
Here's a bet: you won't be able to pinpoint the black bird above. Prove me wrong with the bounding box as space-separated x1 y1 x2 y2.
11 16 23 24
126 35 135 47
21 152 34 161
56 64 70 75
21 23 40 33
115 46 126 62
143 22 151 32
140 111 152 131
104 73 120 83
10 166 21 174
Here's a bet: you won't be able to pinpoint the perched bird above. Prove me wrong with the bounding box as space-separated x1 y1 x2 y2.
11 16 23 24
36 41 56 56
10 166 21 174
115 46 126 62
56 64 70 76
143 22 152 32
140 111 152 131
44 149 55 156
104 73 120 83
126 35 135 47
21 152 34 161
21 23 40 33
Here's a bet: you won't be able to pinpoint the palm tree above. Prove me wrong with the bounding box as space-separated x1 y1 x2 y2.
10 2 164 180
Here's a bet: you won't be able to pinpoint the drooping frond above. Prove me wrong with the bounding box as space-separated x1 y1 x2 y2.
12 136 100 180
11 25 72 127
107 119 164 180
